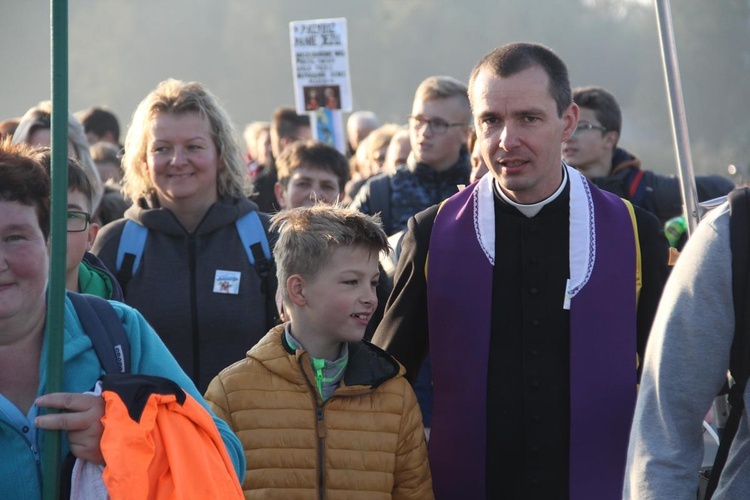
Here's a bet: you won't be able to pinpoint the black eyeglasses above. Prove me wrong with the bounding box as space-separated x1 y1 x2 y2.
572 122 607 137
67 211 91 232
408 115 468 135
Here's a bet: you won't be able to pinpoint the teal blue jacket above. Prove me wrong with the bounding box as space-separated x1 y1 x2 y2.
0 296 246 498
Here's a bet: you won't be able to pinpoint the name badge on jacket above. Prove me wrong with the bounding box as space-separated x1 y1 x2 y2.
214 270 241 295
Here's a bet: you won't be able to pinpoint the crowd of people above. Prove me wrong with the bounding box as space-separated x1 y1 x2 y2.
0 40 745 499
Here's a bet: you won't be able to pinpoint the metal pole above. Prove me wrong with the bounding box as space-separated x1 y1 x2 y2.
42 0 68 497
654 0 703 235
654 0 730 448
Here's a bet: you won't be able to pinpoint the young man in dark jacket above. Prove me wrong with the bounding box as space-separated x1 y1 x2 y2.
563 86 734 224
351 75 472 236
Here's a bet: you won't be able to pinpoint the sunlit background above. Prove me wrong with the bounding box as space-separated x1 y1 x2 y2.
3 0 749 178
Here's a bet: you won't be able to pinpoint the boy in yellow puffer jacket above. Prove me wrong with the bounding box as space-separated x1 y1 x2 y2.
205 204 433 499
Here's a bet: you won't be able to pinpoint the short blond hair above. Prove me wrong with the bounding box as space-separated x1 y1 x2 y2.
121 79 250 202
271 204 389 302
414 76 471 120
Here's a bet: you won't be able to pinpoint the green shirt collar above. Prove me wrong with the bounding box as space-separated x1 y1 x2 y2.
77 260 112 299
284 324 348 402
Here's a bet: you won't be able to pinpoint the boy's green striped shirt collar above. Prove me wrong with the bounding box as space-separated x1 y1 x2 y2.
285 324 348 402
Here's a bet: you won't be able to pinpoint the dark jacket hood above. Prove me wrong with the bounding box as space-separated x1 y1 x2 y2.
125 196 261 236
407 145 471 184
610 147 642 176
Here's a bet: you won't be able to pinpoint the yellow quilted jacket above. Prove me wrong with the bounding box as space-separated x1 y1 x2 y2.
205 324 433 500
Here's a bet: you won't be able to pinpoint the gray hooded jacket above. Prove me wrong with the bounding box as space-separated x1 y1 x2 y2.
92 196 276 391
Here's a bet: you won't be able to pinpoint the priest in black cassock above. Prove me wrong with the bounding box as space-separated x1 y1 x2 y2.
372 42 669 500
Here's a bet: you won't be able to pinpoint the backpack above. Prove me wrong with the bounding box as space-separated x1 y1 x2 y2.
114 210 279 328
66 291 130 375
63 293 245 499
702 187 750 499
367 174 392 235
60 292 131 497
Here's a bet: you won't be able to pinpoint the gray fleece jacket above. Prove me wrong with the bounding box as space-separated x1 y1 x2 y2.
624 202 750 499
92 196 276 392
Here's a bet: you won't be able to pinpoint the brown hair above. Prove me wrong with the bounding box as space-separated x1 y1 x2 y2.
573 86 622 137
0 139 51 239
270 204 389 302
468 42 572 117
276 140 350 191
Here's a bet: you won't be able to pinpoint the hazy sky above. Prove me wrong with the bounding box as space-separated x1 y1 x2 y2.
3 0 748 176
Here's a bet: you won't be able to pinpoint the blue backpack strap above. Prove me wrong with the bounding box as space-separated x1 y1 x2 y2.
235 211 279 328
115 220 148 294
67 291 130 374
235 210 271 264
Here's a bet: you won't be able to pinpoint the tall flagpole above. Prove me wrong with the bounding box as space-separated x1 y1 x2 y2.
654 0 703 234
654 0 730 465
43 0 68 497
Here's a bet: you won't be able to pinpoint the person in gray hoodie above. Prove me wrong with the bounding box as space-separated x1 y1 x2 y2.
93 79 277 392
624 201 750 498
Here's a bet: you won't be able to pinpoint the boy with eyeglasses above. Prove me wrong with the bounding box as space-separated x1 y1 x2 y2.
563 85 734 224
32 148 123 300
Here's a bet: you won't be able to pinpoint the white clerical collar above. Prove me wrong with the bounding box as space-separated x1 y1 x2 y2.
494 165 568 218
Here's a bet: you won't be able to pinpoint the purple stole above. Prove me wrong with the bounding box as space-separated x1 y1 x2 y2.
427 167 638 499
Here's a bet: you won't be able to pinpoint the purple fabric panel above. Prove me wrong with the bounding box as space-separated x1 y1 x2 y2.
427 185 492 499
569 186 637 500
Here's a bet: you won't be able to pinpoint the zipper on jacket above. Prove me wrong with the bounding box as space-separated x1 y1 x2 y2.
316 403 326 500
299 357 327 500
312 357 326 400
188 232 200 388
298 354 386 499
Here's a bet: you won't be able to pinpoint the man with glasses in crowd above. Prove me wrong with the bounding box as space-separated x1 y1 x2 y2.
563 86 734 225
351 75 471 236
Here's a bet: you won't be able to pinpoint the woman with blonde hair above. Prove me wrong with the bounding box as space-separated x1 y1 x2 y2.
92 79 277 391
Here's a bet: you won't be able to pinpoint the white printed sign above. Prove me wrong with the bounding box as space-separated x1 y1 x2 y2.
290 18 352 114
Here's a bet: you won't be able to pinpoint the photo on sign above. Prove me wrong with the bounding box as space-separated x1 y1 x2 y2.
303 85 341 111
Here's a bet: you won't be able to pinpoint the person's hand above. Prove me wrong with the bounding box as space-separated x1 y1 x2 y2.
35 392 105 464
